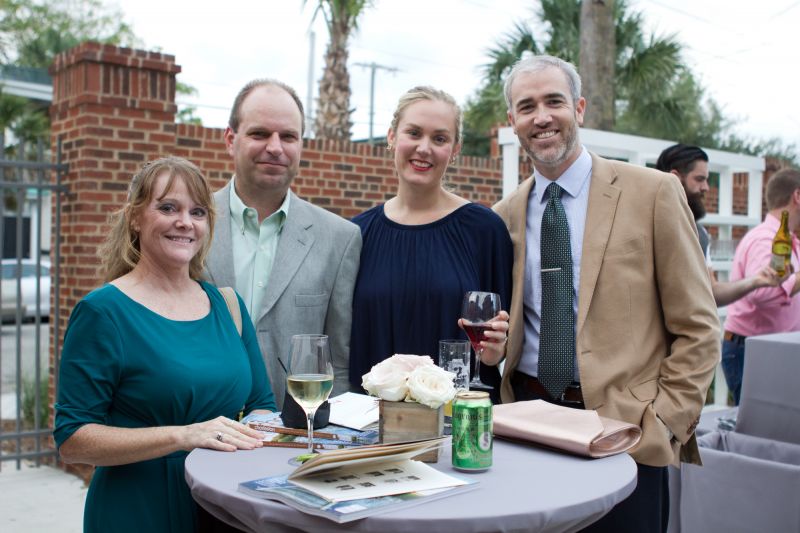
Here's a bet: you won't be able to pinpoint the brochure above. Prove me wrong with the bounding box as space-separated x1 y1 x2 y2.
238 436 476 523
239 474 477 524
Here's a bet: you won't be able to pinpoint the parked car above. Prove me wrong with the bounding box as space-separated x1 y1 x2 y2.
1 258 51 322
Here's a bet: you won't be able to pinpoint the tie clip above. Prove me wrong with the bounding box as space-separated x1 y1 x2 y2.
541 267 562 272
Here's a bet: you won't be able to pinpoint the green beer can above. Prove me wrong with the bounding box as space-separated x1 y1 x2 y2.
451 391 492 471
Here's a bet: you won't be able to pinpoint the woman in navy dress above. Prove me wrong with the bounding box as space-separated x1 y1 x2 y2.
54 157 276 532
349 86 512 399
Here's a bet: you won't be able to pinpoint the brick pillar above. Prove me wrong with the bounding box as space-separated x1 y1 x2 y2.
48 42 180 477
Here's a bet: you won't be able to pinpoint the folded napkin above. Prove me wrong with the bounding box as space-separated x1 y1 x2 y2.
493 400 642 458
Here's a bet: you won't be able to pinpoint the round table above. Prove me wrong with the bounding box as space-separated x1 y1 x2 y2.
185 438 637 533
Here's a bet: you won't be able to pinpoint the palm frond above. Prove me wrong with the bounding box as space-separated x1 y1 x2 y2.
617 34 683 98
483 21 541 83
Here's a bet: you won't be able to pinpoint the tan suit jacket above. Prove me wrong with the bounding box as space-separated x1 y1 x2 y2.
493 153 720 467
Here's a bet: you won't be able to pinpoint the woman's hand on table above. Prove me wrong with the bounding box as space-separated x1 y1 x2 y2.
459 310 509 366
181 416 264 452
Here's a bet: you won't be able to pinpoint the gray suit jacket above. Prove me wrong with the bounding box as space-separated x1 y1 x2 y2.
205 182 362 408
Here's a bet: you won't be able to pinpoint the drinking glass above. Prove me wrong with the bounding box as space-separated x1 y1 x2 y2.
439 339 471 392
287 334 334 461
461 291 501 390
439 339 471 425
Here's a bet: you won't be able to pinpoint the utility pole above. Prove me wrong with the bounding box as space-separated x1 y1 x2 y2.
354 62 399 145
305 30 316 138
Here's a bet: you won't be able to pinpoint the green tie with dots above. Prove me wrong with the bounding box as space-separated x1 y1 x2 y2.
539 182 575 401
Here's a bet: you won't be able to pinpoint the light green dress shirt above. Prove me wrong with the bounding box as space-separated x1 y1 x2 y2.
229 177 289 323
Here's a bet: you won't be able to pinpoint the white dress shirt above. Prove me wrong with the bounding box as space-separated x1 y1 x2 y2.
517 148 592 381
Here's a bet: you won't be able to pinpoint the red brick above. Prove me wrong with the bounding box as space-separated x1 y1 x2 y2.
133 120 160 131
322 153 343 163
100 139 130 150
102 117 130 128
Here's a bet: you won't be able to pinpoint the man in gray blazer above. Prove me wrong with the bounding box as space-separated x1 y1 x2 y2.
205 79 361 408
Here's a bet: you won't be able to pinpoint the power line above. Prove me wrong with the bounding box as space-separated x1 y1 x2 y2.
638 0 778 64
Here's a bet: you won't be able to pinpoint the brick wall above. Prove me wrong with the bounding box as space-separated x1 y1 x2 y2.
48 41 183 478
171 128 504 220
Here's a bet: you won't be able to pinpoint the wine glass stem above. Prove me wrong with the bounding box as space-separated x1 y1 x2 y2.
475 348 483 381
306 409 316 454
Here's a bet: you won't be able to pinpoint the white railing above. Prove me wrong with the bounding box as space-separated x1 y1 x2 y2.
498 127 766 406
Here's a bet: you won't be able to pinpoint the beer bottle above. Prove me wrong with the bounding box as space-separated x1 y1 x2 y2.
771 210 792 277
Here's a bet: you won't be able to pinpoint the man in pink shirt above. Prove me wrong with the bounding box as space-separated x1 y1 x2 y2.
723 168 800 404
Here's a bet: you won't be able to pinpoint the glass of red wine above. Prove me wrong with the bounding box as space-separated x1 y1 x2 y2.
461 291 501 390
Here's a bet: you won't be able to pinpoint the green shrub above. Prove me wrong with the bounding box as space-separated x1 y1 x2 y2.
21 375 50 428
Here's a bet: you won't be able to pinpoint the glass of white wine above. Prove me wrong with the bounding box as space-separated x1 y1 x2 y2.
287 334 334 462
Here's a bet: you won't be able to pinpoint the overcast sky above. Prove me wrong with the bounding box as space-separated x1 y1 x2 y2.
112 0 800 152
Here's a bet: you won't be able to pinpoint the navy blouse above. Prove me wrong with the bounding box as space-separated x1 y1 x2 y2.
349 203 513 400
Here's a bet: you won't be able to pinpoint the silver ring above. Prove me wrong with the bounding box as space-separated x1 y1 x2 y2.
215 431 224 442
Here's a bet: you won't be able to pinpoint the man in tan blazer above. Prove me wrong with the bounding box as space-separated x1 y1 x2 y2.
489 55 720 532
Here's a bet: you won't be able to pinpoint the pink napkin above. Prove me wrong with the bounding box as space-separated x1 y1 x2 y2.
492 400 642 458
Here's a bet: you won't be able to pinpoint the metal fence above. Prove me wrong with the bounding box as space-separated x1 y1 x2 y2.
0 134 66 469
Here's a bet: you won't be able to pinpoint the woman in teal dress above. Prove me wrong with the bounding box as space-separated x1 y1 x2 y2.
54 157 276 532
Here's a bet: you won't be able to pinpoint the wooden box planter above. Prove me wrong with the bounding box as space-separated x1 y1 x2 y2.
379 400 444 463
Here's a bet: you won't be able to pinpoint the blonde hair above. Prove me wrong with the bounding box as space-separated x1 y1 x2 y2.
389 86 463 145
98 156 215 282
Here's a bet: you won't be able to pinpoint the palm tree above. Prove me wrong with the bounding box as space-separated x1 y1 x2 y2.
579 0 615 130
463 0 693 154
307 0 372 141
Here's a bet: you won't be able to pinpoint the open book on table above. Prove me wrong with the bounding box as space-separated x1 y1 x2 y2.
493 400 642 458
238 436 477 523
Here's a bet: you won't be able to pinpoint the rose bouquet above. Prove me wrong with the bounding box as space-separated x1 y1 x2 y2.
361 354 457 409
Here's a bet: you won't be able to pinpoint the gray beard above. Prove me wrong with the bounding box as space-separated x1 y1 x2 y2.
526 129 580 172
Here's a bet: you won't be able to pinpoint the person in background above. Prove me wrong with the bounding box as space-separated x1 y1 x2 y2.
491 55 720 532
55 157 275 532
656 144 779 306
206 79 361 407
722 168 800 404
348 86 512 400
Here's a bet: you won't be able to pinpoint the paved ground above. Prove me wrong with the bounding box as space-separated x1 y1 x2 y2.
0 461 86 532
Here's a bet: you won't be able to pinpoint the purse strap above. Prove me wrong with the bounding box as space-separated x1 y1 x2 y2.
218 286 242 336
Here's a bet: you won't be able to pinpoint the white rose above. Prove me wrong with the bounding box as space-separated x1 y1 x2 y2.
362 357 410 401
388 353 435 372
406 365 457 409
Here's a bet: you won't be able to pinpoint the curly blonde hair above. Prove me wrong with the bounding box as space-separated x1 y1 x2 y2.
98 156 215 282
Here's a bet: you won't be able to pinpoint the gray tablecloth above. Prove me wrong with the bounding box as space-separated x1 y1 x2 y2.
185 438 637 533
679 430 800 532
739 332 800 444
